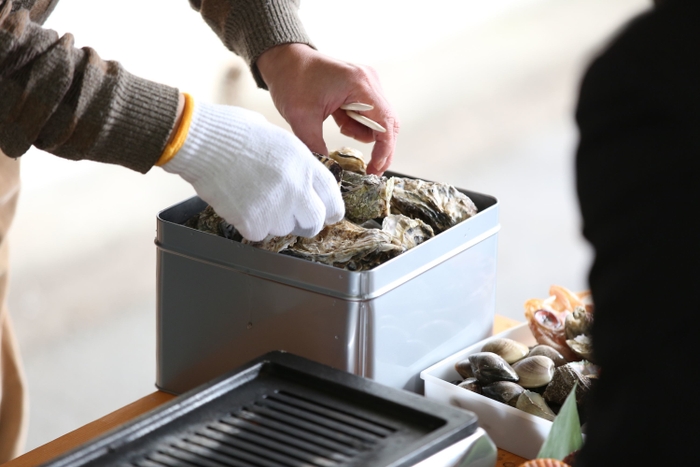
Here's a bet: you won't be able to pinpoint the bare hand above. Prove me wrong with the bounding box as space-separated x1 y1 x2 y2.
256 43 399 175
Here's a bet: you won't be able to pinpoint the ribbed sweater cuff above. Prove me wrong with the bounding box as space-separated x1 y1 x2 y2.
222 0 313 89
89 73 180 174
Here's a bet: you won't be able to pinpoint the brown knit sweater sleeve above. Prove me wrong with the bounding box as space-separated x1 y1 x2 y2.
0 1 180 173
189 0 313 89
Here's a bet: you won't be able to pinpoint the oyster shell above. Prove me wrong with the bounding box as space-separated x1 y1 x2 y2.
481 337 529 364
328 147 367 174
468 352 519 384
242 234 298 253
184 205 239 240
382 214 434 250
312 152 343 183
515 390 556 421
512 356 555 388
341 172 394 224
482 381 525 405
389 177 477 233
282 219 403 271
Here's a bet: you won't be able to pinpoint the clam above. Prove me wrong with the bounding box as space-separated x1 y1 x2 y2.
515 390 556 421
481 337 529 364
455 359 474 379
511 356 555 388
565 306 594 339
482 381 525 405
457 377 482 394
543 363 592 406
467 352 519 384
528 344 567 367
566 334 595 362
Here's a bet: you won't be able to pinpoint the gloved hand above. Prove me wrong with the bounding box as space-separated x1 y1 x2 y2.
159 95 344 242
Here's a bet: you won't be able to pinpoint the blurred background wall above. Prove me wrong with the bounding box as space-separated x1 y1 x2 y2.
7 0 648 452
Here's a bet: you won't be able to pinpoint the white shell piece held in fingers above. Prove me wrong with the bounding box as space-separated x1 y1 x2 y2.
345 110 387 133
340 102 375 111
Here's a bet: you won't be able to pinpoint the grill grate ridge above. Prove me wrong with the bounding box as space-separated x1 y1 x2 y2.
130 388 397 467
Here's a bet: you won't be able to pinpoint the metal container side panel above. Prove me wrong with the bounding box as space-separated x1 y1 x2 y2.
156 250 363 395
365 234 498 393
156 186 498 301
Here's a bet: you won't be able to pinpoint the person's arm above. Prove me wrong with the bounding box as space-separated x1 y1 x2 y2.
0 1 180 173
189 0 399 175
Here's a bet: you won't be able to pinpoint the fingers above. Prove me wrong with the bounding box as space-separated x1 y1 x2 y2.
367 115 399 175
288 112 329 156
313 167 345 225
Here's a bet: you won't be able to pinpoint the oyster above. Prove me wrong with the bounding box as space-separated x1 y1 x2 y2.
468 352 519 384
184 205 238 240
312 152 343 183
329 147 367 174
242 234 298 253
515 390 556 421
389 177 477 233
184 147 480 271
481 337 529 364
482 381 525 405
512 356 555 388
282 219 403 271
341 172 394 224
382 214 434 250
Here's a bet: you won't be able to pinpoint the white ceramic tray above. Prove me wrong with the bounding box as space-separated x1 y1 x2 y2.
420 322 553 460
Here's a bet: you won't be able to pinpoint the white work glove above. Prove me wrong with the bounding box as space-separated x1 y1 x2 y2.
161 100 345 242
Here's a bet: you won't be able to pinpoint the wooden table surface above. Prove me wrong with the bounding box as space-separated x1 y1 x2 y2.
3 315 528 467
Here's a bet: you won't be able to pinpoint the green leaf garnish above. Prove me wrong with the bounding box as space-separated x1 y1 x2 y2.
537 383 583 460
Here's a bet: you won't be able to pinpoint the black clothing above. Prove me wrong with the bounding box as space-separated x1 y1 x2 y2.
575 1 700 465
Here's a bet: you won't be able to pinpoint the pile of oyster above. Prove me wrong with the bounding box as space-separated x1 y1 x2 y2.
453 285 597 422
184 148 478 271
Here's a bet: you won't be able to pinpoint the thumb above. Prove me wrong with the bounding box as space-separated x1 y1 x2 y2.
289 116 328 155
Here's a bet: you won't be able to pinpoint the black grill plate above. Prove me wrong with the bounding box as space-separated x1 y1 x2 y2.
41 352 478 467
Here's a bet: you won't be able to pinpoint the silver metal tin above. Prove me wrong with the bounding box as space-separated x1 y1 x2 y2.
155 172 499 395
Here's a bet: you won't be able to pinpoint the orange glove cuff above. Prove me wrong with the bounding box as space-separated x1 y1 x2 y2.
156 93 195 167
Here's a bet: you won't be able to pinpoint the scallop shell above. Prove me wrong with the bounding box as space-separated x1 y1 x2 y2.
482 337 529 364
